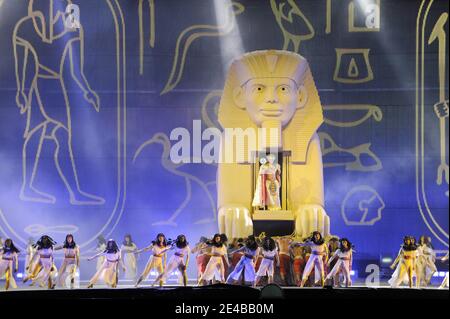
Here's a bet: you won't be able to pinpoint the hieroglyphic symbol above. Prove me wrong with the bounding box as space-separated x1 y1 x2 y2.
13 0 104 205
161 1 244 95
270 0 315 53
348 0 380 32
416 0 449 247
64 3 81 30
333 48 374 84
201 90 222 130
323 104 383 128
133 133 216 226
428 12 449 191
138 0 155 75
1 0 128 251
341 186 385 226
325 0 332 34
319 132 382 172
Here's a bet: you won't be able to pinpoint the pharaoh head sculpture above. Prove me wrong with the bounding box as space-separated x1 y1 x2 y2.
218 50 324 163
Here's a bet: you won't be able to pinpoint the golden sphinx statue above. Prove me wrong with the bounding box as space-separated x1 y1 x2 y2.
217 50 330 239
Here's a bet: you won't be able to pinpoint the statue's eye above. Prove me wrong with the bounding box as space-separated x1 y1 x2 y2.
254 86 264 93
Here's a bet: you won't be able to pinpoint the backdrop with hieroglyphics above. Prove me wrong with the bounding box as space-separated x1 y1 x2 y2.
0 0 448 280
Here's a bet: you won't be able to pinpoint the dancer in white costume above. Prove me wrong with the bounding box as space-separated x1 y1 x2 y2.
255 237 279 287
121 234 138 280
135 233 169 287
417 236 437 287
87 239 126 288
440 253 449 289
24 238 36 278
293 231 328 287
198 234 229 285
0 239 20 290
23 235 58 289
153 235 190 287
227 235 259 285
326 238 353 287
55 234 80 289
96 236 107 271
389 236 419 288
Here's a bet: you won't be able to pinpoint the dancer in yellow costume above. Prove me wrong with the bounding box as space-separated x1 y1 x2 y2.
389 236 419 288
13 0 103 205
217 50 329 239
135 233 169 287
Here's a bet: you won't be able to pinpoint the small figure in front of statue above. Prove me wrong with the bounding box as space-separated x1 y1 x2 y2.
252 154 282 211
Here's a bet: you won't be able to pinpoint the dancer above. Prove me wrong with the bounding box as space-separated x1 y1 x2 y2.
291 241 305 286
135 233 169 287
220 234 230 277
276 236 293 285
0 239 20 290
24 237 36 278
325 238 353 287
191 237 210 283
198 234 229 285
389 236 419 288
325 237 340 286
440 252 449 289
153 235 190 287
293 231 328 287
23 235 58 289
87 239 126 288
96 235 107 272
417 236 437 287
121 234 138 280
56 234 80 289
255 237 279 287
229 238 245 274
227 235 259 286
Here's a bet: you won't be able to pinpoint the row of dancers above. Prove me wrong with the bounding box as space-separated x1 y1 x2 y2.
388 235 448 288
0 232 448 290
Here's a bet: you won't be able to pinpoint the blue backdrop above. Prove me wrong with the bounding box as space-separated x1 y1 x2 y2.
0 0 448 279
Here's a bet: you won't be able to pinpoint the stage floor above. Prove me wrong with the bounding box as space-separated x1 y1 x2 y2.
1 282 448 300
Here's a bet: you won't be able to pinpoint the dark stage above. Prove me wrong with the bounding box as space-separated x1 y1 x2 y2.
0 284 447 300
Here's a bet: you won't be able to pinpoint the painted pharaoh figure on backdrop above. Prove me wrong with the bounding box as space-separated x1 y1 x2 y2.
218 50 329 239
13 0 103 205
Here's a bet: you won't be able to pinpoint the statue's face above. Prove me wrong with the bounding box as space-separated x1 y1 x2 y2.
236 77 301 126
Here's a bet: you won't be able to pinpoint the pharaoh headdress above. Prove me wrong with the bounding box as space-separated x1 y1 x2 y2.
218 50 323 163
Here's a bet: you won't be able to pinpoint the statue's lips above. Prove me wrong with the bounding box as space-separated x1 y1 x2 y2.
260 108 283 117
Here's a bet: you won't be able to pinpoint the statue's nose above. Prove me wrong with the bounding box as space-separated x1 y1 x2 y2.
265 88 279 104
